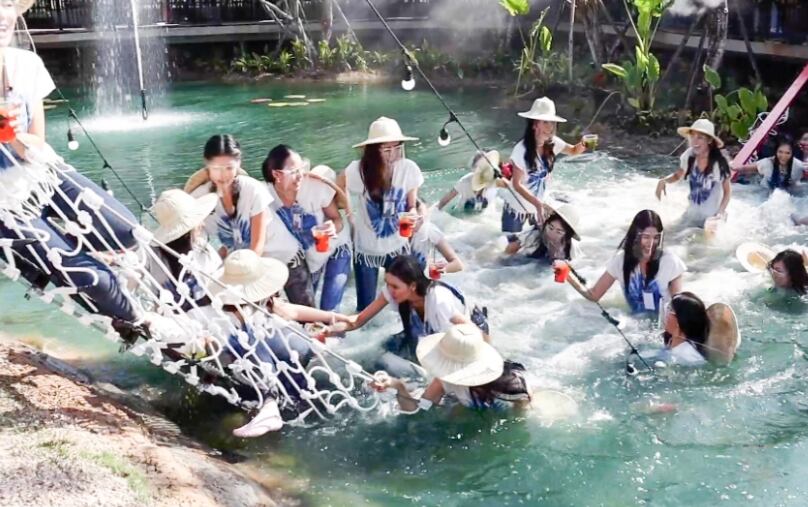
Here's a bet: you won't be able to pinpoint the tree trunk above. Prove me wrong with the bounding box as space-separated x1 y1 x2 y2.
580 2 605 66
321 0 333 43
704 6 728 71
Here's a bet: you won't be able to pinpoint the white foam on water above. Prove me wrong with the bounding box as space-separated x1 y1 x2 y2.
81 111 202 133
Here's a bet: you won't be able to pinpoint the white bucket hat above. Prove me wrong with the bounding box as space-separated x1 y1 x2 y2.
705 303 741 365
352 117 418 148
416 323 504 387
517 97 567 123
543 203 580 241
735 242 776 273
212 250 289 305
677 118 724 148
153 189 218 244
471 150 500 192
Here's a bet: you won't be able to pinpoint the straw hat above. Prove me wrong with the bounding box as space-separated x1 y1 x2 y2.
311 164 336 182
470 150 500 192
517 97 567 123
183 166 249 194
677 118 724 148
416 323 504 387
17 1 34 14
543 203 580 241
153 189 218 244
212 250 289 305
352 117 418 148
705 303 741 365
735 242 776 273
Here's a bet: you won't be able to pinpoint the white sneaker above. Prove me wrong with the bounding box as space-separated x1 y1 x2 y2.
232 399 284 438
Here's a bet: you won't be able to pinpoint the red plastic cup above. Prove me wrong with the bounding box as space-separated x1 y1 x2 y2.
0 103 17 143
429 265 442 280
399 214 415 238
312 226 330 253
554 263 570 283
500 162 513 180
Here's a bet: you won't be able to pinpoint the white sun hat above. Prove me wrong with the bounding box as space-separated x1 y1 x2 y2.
416 323 504 387
311 164 337 182
705 303 741 366
211 250 289 305
543 203 581 241
677 118 724 148
17 1 34 14
735 242 776 273
471 150 500 192
517 97 567 123
153 189 218 244
352 117 419 148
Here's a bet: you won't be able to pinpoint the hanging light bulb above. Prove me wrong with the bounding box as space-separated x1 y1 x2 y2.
401 64 415 91
67 128 79 151
437 127 451 147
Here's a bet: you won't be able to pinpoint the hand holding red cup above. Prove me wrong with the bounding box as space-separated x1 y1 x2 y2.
552 260 570 283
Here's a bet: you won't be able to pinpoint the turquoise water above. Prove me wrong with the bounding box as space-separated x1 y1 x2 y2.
3 81 808 506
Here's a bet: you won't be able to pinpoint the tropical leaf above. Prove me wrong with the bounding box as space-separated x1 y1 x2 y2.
703 65 721 90
714 94 728 111
755 89 768 112
731 120 748 140
628 97 641 109
738 87 756 114
539 26 552 55
602 63 627 79
647 53 660 83
499 0 529 16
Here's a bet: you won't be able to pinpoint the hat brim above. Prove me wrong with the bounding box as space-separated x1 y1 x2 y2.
542 203 580 241
471 151 500 191
705 303 740 365
517 112 567 123
153 193 218 244
735 242 775 273
212 257 289 305
677 126 725 149
352 135 418 149
416 330 504 387
17 0 34 14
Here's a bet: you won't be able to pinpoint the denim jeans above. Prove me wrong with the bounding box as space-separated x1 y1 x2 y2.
353 253 397 312
0 170 139 321
311 248 351 311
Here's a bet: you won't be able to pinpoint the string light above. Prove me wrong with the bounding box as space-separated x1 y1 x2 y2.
437 113 458 147
401 63 415 91
67 127 79 151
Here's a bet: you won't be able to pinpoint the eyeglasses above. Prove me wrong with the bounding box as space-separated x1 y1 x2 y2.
275 158 311 177
207 162 240 173
380 144 404 156
767 262 786 276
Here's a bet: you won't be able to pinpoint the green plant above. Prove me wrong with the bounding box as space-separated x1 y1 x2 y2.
514 7 555 94
291 37 310 70
703 65 768 140
602 0 671 111
276 50 293 75
317 40 335 69
499 0 529 16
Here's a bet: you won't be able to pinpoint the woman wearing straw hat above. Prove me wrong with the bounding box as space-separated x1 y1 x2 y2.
736 243 808 295
337 117 424 311
261 145 351 310
147 189 221 311
504 202 581 262
655 119 732 226
370 324 533 412
556 210 685 317
436 150 502 213
501 97 587 233
189 135 272 258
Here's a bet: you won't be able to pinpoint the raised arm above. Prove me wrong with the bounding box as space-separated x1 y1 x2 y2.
433 237 464 274
436 188 459 210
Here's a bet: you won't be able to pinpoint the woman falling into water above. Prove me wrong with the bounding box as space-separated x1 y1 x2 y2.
733 138 806 192
501 97 587 233
504 202 581 263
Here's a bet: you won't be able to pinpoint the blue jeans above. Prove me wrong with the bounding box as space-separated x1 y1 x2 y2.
0 170 139 321
312 247 352 311
354 253 398 312
501 205 526 233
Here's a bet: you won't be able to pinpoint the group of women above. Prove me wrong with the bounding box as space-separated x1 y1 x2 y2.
1 0 807 436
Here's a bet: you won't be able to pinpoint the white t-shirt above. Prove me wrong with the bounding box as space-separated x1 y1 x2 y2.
679 148 728 221
192 175 273 253
453 173 497 211
643 341 706 367
606 250 686 314
502 136 570 214
756 157 805 189
409 221 445 267
382 283 468 336
344 158 424 258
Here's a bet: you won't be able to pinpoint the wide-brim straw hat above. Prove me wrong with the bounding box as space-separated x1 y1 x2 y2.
543 203 581 241
352 116 418 148
183 166 250 194
211 250 289 305
17 0 34 14
735 242 776 273
705 303 741 365
311 164 336 182
517 97 567 123
153 189 218 244
416 323 504 387
677 118 724 149
471 150 500 192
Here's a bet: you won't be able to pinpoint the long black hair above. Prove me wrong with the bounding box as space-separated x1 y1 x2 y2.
532 212 573 260
359 144 389 203
619 210 664 292
771 138 795 188
685 140 730 180
386 255 433 334
158 231 193 281
204 134 242 217
521 119 556 174
261 144 294 184
469 360 531 407
667 291 709 358
772 249 808 295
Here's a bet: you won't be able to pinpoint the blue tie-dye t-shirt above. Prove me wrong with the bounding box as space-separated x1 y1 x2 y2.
679 148 726 220
606 250 687 315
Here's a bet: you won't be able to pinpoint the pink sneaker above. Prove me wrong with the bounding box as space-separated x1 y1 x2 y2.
232 399 283 438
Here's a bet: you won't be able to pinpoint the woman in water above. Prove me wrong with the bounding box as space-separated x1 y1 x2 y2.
338 117 423 311
733 138 805 191
409 200 464 276
656 119 731 225
555 209 685 316
643 292 709 367
370 324 531 412
261 145 349 309
768 249 808 295
189 135 272 258
436 150 502 213
504 203 580 263
501 97 586 233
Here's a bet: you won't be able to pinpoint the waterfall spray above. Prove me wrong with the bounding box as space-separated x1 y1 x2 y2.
129 0 148 120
